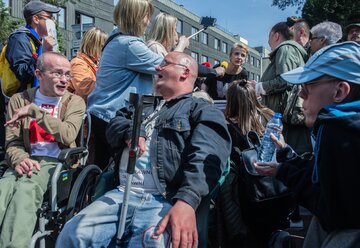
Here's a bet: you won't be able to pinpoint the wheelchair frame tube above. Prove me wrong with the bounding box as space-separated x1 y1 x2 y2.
117 93 144 245
51 162 64 212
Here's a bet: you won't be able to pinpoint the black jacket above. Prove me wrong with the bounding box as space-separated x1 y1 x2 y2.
106 93 232 210
276 100 360 231
203 69 248 100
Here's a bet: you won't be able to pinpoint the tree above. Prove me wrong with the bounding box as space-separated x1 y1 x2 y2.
302 0 360 27
272 0 360 28
0 1 23 45
272 0 305 11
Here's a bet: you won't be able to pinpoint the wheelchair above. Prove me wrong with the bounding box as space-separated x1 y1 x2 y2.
23 112 102 248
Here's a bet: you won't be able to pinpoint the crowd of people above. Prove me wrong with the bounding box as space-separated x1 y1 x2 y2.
1 0 360 247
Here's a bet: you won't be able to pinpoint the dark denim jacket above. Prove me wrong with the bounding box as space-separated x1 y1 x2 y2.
106 93 231 210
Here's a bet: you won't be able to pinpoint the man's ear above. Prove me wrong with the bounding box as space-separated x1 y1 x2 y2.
180 68 190 81
334 81 351 103
35 69 41 79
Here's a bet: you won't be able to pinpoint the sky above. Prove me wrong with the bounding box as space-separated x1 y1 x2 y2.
173 0 300 49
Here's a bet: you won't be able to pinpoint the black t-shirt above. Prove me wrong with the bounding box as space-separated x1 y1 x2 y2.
204 68 248 100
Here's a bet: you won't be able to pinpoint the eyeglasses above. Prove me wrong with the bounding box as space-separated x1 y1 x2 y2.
37 14 56 21
310 36 323 41
300 78 339 96
43 70 73 81
159 59 188 69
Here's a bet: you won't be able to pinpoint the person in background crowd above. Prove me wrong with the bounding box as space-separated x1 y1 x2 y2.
57 51 231 248
345 21 360 44
292 18 311 48
0 52 85 248
255 41 360 248
5 0 59 93
86 0 163 170
147 12 189 57
68 27 108 102
253 21 312 156
203 43 249 100
309 21 342 55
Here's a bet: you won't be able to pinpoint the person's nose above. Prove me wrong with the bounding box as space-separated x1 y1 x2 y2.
155 65 163 71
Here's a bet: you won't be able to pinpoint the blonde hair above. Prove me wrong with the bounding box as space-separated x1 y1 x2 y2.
80 27 108 60
148 13 177 52
230 43 249 56
113 0 154 37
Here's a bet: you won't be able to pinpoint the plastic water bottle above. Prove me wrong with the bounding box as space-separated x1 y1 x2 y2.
258 112 283 162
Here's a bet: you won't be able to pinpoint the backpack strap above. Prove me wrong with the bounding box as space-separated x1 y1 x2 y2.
102 31 122 52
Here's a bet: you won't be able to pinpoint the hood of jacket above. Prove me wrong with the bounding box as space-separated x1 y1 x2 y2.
270 40 308 63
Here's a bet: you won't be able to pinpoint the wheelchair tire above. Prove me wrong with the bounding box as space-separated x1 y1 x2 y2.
66 164 102 221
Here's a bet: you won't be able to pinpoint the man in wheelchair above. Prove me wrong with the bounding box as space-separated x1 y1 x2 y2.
0 52 85 247
57 52 231 247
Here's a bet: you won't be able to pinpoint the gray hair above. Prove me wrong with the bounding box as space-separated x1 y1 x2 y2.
311 21 343 45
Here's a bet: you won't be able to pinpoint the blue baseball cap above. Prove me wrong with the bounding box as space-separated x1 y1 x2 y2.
281 41 360 85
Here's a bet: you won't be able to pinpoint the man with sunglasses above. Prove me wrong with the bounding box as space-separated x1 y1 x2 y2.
254 42 360 247
0 52 85 247
57 52 231 248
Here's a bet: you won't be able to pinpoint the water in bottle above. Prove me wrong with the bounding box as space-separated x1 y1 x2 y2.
258 112 283 162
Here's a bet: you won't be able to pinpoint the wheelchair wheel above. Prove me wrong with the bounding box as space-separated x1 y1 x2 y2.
66 164 101 221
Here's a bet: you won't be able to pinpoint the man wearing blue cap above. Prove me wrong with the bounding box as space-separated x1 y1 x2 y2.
254 41 360 247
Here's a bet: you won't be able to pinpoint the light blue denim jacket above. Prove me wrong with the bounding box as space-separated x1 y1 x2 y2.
87 34 162 122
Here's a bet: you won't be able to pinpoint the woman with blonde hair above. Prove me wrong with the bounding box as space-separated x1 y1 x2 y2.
204 42 249 100
87 0 163 169
147 12 189 57
68 27 108 102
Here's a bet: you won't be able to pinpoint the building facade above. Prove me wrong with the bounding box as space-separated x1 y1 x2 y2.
4 0 269 80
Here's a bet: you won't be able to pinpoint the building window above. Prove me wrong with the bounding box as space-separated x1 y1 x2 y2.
191 52 199 62
214 38 220 50
201 32 208 45
176 20 183 34
250 56 254 66
251 72 255 80
222 42 227 53
53 7 66 29
247 54 250 64
256 59 260 68
74 12 94 39
191 27 199 41
201 55 208 63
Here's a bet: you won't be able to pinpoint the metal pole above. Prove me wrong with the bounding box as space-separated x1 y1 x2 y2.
116 93 143 246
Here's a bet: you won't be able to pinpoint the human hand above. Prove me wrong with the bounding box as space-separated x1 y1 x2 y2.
14 158 41 177
5 105 31 128
215 66 225 77
156 200 197 248
248 80 257 89
253 161 279 177
270 133 286 150
176 36 190 51
125 137 146 156
42 36 57 52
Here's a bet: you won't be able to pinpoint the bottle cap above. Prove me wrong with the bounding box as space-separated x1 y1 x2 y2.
274 112 282 119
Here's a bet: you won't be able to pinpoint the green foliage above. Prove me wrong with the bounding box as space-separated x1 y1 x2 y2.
302 0 360 27
272 0 305 11
0 1 24 45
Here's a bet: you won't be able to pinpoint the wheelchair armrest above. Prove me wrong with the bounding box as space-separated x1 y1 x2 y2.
58 147 87 163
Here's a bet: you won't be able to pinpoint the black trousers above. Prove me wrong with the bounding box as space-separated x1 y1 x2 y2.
90 114 113 170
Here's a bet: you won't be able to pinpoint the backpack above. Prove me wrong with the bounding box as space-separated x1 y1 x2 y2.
0 32 37 97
